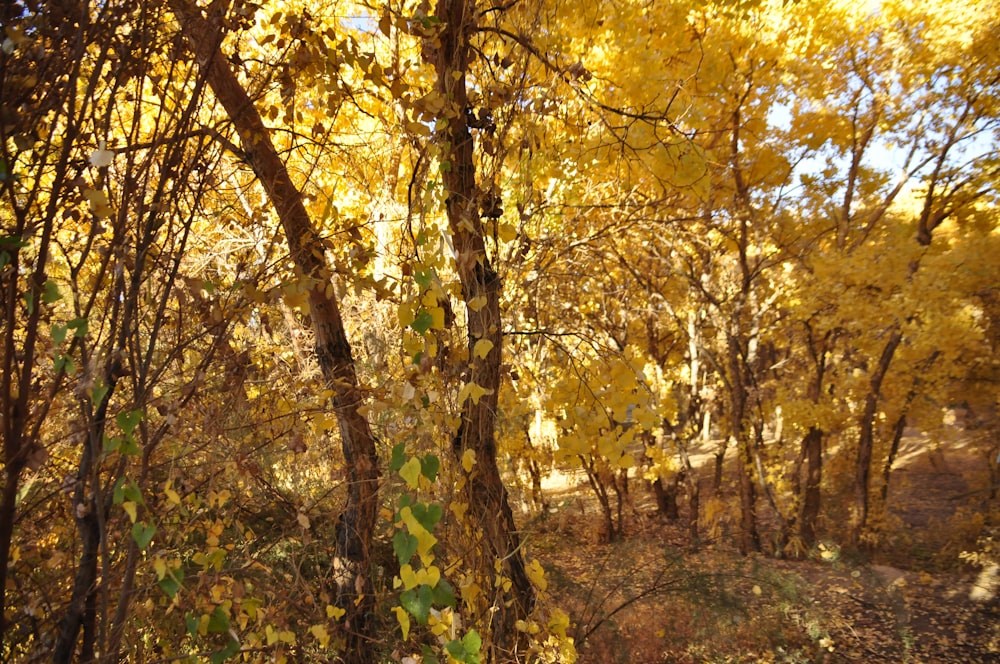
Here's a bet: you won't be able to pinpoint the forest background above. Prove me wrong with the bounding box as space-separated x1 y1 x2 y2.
1 0 998 661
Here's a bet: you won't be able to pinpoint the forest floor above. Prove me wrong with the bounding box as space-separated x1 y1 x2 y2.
522 434 1000 663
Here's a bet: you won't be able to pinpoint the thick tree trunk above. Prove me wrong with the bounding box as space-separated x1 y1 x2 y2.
170 2 381 658
429 0 534 652
798 426 823 547
736 440 760 554
850 328 902 548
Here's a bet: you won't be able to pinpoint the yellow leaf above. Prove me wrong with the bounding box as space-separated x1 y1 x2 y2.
326 605 346 620
282 287 311 315
392 605 411 640
429 305 445 330
461 449 476 473
498 222 517 243
548 608 570 638
153 557 167 580
460 580 481 604
458 381 492 405
450 501 468 520
399 457 422 489
416 564 441 588
397 301 416 327
83 187 113 219
309 624 330 647
122 501 137 523
279 630 296 644
399 563 418 590
473 339 494 359
399 507 439 559
405 120 431 137
164 487 181 505
467 295 488 311
526 559 548 592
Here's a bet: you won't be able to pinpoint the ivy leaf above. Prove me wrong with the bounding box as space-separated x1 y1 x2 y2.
209 638 241 664
131 521 156 550
393 531 418 566
411 309 434 334
400 584 433 625
41 279 61 303
472 339 494 359
116 409 142 436
410 502 443 531
458 381 492 405
207 606 230 633
389 442 407 472
420 454 440 483
392 606 410 640
446 629 482 663
66 317 88 338
432 578 457 608
399 457 422 489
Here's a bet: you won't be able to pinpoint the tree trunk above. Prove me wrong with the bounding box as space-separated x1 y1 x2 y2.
170 3 381 658
798 426 823 547
428 0 534 652
53 386 114 664
850 328 902 548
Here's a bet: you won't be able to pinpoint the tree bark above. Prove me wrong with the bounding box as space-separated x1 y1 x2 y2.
428 0 534 652
726 334 760 554
849 328 902 548
798 426 823 547
169 2 381 658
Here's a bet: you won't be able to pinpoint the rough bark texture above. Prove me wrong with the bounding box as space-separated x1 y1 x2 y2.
170 2 380 659
429 0 534 654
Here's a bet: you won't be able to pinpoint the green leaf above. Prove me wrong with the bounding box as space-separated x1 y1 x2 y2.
116 409 143 436
53 353 75 375
159 567 183 599
410 309 434 334
393 531 418 566
67 317 88 338
432 578 456 608
119 436 141 456
41 279 61 303
446 629 482 663
210 638 241 664
389 442 407 472
400 584 433 625
420 454 440 483
414 268 435 289
114 479 143 505
132 522 156 550
420 644 440 663
185 612 198 635
90 380 110 406
0 236 28 250
51 324 67 345
207 606 230 633
410 502 443 531
104 435 121 455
